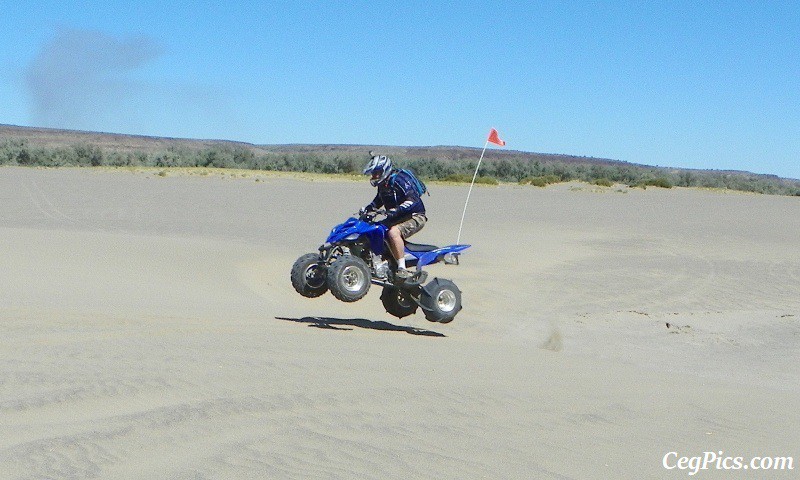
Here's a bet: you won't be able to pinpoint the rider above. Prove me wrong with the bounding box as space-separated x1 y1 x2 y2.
360 154 426 279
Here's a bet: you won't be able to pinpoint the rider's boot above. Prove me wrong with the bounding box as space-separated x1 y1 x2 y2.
394 257 412 280
395 267 413 280
395 268 427 286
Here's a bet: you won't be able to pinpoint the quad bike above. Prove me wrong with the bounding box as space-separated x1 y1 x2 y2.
291 210 470 323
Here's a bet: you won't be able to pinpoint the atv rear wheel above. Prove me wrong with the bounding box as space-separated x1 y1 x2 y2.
327 255 371 302
419 278 462 323
291 253 328 298
380 286 419 318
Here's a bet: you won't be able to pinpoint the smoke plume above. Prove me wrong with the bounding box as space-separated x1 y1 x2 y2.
25 29 162 130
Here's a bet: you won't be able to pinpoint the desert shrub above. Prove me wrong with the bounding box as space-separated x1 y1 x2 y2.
523 177 547 187
71 144 104 166
200 147 236 169
231 147 255 167
590 164 611 180
593 178 613 187
16 148 33 165
38 148 68 166
404 157 461 179
0 139 30 165
677 171 696 187
520 175 560 187
475 175 499 185
5 135 800 196
442 173 473 183
154 151 182 168
332 156 358 174
631 177 673 189
441 173 497 185
644 177 673 188
494 159 512 178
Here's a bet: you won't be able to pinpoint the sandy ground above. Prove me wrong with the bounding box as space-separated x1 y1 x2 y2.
0 166 798 479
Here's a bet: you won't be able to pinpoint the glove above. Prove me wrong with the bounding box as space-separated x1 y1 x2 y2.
359 205 373 216
385 208 399 221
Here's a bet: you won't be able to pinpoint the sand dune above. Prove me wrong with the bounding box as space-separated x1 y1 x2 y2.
1 167 798 479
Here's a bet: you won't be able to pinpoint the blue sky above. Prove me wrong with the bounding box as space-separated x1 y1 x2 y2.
1 1 798 178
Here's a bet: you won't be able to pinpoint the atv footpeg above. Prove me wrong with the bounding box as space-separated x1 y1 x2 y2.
400 270 428 287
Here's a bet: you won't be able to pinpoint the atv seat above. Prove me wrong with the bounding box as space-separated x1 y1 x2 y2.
405 242 439 253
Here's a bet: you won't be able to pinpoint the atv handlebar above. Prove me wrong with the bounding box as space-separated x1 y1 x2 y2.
358 209 387 223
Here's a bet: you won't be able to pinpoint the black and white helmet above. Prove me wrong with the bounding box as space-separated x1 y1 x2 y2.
363 154 393 186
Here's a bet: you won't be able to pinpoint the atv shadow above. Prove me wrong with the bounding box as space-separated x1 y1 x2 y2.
275 316 446 337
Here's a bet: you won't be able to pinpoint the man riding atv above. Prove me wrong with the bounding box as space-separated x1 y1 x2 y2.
290 155 468 322
360 154 427 280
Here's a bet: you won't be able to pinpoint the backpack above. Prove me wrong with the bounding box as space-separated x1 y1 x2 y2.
392 168 429 197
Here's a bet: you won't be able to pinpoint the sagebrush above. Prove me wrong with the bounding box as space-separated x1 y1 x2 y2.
2 138 799 196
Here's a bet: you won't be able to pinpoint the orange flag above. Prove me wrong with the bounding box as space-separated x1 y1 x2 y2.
487 128 506 146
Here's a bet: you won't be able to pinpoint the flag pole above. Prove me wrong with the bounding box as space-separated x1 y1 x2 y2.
456 139 490 245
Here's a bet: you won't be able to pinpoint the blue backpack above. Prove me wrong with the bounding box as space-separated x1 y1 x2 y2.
392 168 429 197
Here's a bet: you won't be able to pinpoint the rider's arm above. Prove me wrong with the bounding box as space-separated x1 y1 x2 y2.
366 192 383 212
385 175 421 221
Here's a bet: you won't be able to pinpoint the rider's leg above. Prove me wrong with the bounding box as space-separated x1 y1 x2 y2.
387 214 426 275
386 225 406 269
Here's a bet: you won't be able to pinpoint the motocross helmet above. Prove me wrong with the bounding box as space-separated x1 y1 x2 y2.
363 154 393 186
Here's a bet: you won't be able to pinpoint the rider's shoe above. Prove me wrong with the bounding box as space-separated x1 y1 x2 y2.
395 268 428 286
395 268 413 280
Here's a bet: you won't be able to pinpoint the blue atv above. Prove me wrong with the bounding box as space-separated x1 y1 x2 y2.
291 210 470 323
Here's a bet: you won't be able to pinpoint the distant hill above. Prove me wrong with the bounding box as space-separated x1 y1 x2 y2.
0 124 252 153
2 124 799 195
0 123 625 165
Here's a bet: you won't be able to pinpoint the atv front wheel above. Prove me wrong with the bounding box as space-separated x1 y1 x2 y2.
419 278 462 323
380 286 419 318
291 253 329 298
327 255 371 302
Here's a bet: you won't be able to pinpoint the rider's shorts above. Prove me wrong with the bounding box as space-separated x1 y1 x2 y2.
396 213 427 239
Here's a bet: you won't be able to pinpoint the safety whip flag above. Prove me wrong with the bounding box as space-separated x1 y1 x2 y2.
487 127 506 146
457 128 507 244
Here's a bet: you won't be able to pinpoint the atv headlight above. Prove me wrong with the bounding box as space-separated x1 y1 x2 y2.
345 233 359 240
